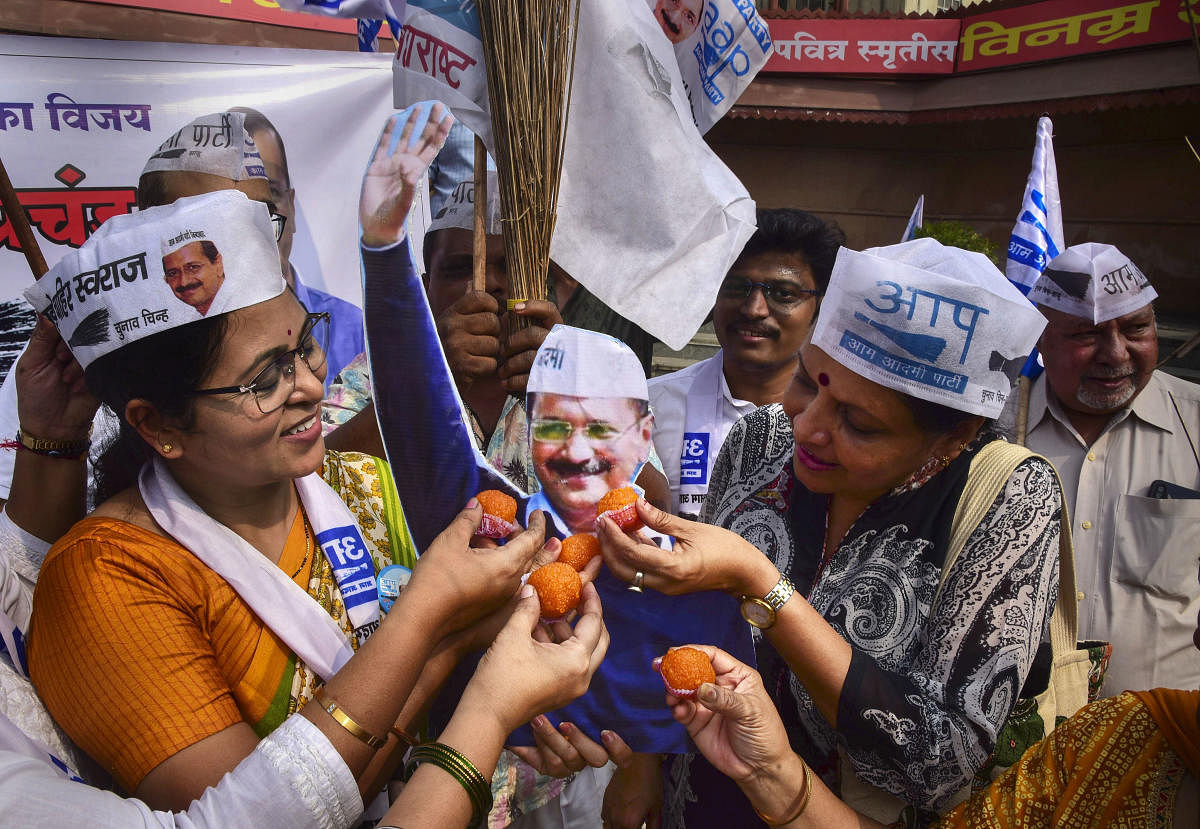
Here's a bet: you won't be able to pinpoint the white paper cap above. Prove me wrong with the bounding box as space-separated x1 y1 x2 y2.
25 190 285 370
1029 243 1156 324
811 238 1046 419
527 325 648 401
428 169 502 235
141 111 268 182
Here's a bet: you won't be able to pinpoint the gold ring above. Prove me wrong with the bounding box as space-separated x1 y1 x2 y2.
628 571 644 593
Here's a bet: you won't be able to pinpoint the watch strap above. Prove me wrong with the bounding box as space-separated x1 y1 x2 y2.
762 574 796 612
15 428 92 459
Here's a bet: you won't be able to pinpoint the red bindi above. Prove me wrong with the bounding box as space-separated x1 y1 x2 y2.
818 372 830 386
287 329 292 336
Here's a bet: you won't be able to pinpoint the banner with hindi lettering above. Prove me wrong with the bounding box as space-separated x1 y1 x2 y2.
0 35 395 308
957 0 1197 72
765 18 960 75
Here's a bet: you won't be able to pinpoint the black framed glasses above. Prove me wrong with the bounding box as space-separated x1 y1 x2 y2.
530 418 640 447
192 312 330 414
718 277 820 311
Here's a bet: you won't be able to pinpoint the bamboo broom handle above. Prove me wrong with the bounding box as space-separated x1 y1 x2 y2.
0 154 48 279
472 135 487 293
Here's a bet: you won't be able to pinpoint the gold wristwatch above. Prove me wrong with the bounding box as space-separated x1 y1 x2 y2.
739 575 796 630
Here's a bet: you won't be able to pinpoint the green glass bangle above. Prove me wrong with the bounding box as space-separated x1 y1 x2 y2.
404 742 493 827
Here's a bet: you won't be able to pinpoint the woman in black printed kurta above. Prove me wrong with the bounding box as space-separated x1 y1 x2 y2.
601 390 1059 825
596 329 1059 825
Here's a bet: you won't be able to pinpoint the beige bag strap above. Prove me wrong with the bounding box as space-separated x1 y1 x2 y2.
936 441 1078 657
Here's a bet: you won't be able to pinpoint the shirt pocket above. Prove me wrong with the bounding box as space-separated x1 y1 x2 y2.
1111 494 1200 600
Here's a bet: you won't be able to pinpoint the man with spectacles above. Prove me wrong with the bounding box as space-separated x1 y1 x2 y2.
648 208 845 518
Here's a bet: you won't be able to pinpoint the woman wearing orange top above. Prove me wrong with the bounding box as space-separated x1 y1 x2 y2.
20 107 575 816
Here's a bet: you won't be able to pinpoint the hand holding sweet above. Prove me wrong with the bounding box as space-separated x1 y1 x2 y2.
661 645 793 785
359 103 454 247
596 498 779 598
405 502 547 635
462 581 609 736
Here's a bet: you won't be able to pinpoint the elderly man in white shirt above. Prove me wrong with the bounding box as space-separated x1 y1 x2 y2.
648 209 844 518
1015 243 1200 697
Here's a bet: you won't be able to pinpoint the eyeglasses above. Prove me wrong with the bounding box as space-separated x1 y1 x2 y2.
717 278 820 311
531 418 640 446
192 312 330 414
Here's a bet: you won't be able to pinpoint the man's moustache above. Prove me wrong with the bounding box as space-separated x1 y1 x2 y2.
546 457 612 478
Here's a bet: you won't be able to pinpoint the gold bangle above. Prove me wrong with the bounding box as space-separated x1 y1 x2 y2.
404 741 493 827
313 687 388 750
753 762 812 826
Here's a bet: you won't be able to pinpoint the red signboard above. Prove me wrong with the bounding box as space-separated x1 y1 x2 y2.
765 19 962 75
74 0 393 38
957 0 1196 71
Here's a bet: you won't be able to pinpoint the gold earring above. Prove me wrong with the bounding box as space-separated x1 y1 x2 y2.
161 443 173 453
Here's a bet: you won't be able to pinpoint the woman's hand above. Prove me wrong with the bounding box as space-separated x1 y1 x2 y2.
445 545 603 658
508 716 632 779
405 502 548 635
661 645 792 785
462 581 609 736
597 498 778 598
359 103 454 247
15 315 98 440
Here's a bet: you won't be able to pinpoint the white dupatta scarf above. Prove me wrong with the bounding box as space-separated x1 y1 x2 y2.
139 457 381 682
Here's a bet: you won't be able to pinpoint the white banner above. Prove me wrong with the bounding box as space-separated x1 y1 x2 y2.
0 35 396 308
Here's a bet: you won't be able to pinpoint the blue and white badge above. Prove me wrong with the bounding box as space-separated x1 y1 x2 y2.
680 432 710 485
377 564 413 614
317 526 377 612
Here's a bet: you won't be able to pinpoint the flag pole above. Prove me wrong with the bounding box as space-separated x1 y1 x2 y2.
1015 376 1031 446
0 154 48 279
472 135 487 293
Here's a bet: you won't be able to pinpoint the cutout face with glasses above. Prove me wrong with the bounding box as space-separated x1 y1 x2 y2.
529 392 654 533
713 251 821 380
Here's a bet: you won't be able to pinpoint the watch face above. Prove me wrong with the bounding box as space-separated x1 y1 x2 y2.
740 598 775 629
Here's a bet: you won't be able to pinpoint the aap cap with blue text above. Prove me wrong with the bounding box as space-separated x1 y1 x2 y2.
811 237 1046 419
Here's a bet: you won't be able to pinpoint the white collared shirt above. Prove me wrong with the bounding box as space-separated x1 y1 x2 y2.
1019 371 1200 696
648 352 759 516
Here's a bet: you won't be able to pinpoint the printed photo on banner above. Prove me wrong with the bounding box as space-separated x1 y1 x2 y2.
0 35 395 315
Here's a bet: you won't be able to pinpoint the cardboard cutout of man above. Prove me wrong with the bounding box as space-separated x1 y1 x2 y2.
526 327 655 536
